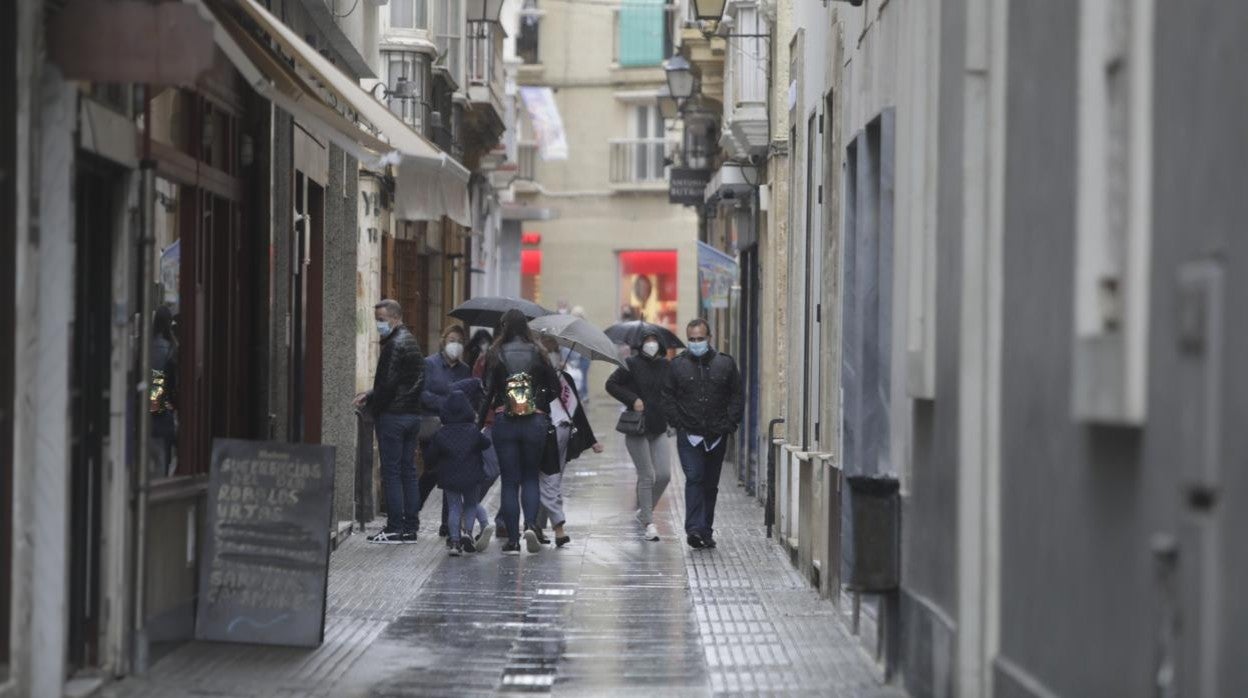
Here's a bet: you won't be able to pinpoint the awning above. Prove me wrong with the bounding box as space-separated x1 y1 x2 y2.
188 0 471 225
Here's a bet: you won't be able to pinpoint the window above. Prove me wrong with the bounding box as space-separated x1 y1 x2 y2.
435 0 463 85
728 6 768 106
617 0 667 67
383 50 430 130
390 0 429 30
517 0 540 64
1072 0 1153 424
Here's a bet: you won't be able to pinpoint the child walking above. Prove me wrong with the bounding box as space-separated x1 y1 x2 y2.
423 390 493 555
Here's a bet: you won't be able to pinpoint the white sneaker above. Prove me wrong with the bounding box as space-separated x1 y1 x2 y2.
475 526 494 552
644 524 660 541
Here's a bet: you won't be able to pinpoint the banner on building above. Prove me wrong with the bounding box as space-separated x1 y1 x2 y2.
697 241 738 311
669 167 711 205
519 86 569 161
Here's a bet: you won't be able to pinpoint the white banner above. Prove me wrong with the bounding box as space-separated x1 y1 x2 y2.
520 86 569 161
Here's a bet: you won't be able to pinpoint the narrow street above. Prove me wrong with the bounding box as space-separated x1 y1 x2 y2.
104 406 899 697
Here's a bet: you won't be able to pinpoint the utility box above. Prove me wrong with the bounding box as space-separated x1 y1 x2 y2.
841 474 900 592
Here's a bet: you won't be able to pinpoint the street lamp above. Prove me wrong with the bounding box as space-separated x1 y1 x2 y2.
656 85 680 120
466 0 506 23
664 54 696 100
691 0 726 22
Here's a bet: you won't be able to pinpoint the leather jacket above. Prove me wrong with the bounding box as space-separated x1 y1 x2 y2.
659 348 744 439
479 339 561 426
368 325 425 415
606 353 671 435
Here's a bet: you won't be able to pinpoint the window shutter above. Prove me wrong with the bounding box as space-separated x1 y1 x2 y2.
618 0 664 68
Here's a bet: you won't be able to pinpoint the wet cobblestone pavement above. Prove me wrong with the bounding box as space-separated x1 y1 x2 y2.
105 408 902 698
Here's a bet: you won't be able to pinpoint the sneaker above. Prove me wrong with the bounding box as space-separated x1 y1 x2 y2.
449 541 463 557
686 532 706 549
401 531 420 544
555 535 571 548
461 536 477 554
367 529 405 545
644 524 660 541
523 529 541 553
532 527 551 545
502 541 521 555
475 526 494 553
703 536 717 549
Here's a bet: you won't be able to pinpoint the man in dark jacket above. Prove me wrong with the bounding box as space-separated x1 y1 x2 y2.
354 299 425 544
659 318 744 549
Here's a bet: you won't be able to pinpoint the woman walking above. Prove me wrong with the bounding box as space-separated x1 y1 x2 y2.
479 310 561 554
534 337 604 547
606 332 672 541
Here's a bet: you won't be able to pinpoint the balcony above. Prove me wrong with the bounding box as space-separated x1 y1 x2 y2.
608 138 669 190
462 20 506 162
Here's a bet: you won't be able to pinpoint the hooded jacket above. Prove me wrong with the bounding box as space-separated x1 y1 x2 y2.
423 391 491 494
605 352 671 436
659 348 744 439
368 325 425 415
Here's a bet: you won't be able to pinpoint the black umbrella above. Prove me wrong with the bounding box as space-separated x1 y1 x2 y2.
530 315 624 367
449 296 553 329
603 321 684 350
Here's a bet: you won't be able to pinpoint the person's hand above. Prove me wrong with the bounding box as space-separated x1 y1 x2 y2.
352 392 368 408
633 399 644 412
592 442 605 454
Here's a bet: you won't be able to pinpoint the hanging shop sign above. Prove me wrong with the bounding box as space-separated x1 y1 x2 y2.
669 168 712 206
196 439 336 648
697 241 738 311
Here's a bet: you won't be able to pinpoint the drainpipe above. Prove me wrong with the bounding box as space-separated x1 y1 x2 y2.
131 83 156 675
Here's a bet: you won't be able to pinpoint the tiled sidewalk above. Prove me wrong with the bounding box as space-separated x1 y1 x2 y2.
104 411 902 698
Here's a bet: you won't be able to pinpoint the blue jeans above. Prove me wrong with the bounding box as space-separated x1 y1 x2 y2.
675 432 727 538
376 413 421 533
445 488 481 544
492 413 549 544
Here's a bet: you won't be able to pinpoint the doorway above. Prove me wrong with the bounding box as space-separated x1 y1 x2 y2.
289 172 325 444
68 159 119 672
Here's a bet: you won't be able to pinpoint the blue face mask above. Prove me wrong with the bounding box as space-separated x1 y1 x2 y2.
687 340 710 357
376 321 392 337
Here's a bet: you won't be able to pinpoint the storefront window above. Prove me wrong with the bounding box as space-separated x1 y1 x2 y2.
618 250 678 331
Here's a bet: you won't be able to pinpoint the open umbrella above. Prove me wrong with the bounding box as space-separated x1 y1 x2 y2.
449 296 552 329
603 320 684 350
529 314 624 367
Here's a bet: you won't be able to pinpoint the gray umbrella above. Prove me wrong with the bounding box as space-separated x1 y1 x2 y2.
529 314 625 367
449 296 552 328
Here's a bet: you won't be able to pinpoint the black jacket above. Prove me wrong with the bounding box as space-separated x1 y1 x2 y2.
554 371 599 463
479 339 561 427
424 391 491 494
606 353 670 435
368 325 425 415
659 349 744 439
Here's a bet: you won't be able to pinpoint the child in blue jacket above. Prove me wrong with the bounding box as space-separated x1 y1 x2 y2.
423 390 492 555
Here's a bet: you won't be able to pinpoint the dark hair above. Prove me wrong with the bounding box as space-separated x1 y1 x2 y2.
492 309 534 350
153 305 176 344
466 328 493 367
686 318 711 335
374 299 402 318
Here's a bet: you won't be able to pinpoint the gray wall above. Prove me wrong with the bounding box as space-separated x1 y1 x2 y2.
899 0 964 695
323 143 360 524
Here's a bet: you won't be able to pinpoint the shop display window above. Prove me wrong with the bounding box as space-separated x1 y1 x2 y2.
618 250 678 331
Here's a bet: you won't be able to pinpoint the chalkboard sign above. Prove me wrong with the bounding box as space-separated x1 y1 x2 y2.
195 438 336 647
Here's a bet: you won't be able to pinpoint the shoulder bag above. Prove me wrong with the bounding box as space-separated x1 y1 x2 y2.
615 410 646 436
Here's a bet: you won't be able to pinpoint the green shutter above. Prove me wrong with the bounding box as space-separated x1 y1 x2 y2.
618 0 665 67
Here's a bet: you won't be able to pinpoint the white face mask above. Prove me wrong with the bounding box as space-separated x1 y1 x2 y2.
444 341 464 361
642 341 660 357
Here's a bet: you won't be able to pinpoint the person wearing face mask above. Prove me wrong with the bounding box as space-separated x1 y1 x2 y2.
353 299 426 544
410 325 474 542
533 337 604 547
659 319 744 550
606 332 672 542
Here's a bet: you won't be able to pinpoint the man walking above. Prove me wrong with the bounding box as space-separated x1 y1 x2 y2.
660 318 743 549
354 299 425 543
